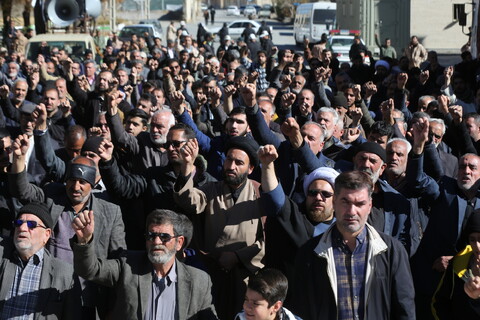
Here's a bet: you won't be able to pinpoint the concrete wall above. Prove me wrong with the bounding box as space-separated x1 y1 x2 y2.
374 0 410 58
336 0 409 57
410 0 470 54
337 0 469 55
336 0 362 30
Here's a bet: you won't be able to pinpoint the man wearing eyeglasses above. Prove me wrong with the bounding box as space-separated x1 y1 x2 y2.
259 144 338 300
0 202 81 319
71 208 217 319
97 123 215 225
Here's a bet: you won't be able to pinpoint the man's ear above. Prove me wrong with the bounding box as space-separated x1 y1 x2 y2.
379 162 387 175
175 236 185 252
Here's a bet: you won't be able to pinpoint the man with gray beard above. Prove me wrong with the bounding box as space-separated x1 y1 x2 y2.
106 99 174 171
351 141 413 253
412 153 480 319
72 209 217 319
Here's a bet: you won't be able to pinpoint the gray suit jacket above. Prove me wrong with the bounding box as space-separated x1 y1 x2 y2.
0 237 81 320
73 241 218 320
8 169 126 259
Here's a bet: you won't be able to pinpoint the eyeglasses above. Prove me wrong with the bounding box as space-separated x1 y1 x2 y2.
13 219 47 229
307 189 334 199
164 140 187 149
145 232 180 242
431 133 442 139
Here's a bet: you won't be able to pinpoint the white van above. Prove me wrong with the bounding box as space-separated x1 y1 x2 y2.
25 33 97 61
293 2 337 45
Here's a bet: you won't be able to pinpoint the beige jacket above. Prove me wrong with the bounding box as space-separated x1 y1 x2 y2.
174 177 265 274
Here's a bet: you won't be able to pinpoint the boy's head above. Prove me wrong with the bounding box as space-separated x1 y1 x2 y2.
243 269 288 319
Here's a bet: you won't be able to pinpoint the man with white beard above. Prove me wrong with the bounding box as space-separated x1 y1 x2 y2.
72 209 217 319
0 202 80 318
351 141 413 253
106 101 174 171
317 107 346 160
412 152 480 319
0 62 25 89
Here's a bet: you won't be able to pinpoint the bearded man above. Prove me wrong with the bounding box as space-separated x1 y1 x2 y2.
173 135 264 320
72 208 218 319
352 142 412 251
260 157 339 299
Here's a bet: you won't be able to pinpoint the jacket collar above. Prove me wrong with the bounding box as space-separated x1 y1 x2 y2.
314 223 388 257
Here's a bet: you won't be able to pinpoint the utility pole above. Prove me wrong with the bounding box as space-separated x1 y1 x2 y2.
109 0 116 32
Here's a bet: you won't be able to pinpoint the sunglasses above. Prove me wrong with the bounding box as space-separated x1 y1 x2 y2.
164 140 187 149
145 232 180 242
13 219 47 229
430 133 442 139
307 189 334 199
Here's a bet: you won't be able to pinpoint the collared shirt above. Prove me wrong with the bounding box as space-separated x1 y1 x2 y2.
312 218 335 237
250 63 270 93
144 261 178 320
332 227 368 320
2 248 45 320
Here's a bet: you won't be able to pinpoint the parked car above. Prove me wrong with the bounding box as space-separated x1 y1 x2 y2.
209 20 272 39
227 5 241 16
258 5 272 18
244 5 257 16
139 19 164 34
328 32 371 65
201 3 208 11
118 24 163 42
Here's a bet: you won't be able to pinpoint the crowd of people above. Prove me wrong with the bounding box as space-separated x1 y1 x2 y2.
1 15 480 320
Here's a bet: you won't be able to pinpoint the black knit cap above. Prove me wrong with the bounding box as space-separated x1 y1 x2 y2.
225 136 260 168
81 136 103 154
467 211 480 235
355 142 387 163
19 101 37 115
17 202 53 229
332 93 348 108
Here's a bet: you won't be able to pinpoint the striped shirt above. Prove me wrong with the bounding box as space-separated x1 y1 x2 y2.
2 248 45 320
144 261 178 320
332 227 368 320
